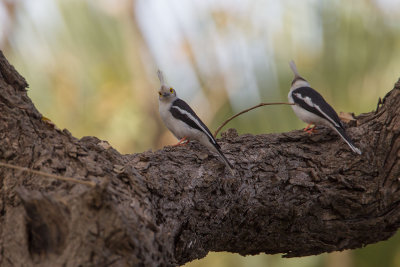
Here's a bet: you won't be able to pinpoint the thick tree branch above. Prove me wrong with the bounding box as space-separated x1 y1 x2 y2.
0 50 400 266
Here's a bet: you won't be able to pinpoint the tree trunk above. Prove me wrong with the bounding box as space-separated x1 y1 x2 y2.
0 50 400 266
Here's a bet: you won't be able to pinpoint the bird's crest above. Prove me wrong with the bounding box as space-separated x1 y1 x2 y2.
289 60 308 86
289 60 301 78
157 70 166 85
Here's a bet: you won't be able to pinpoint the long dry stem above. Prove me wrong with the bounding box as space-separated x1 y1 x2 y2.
0 161 96 187
214 102 295 137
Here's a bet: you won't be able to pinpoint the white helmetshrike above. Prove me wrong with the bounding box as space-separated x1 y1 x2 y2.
157 70 235 172
288 61 361 155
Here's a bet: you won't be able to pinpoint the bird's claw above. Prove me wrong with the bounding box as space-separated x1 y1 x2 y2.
304 124 317 134
172 137 189 146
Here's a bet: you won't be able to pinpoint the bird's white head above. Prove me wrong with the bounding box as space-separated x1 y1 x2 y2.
157 70 177 102
289 60 310 89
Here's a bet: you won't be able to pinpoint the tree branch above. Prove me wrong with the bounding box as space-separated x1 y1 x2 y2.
1 50 400 266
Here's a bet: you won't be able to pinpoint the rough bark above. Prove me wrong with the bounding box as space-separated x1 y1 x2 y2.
0 50 400 267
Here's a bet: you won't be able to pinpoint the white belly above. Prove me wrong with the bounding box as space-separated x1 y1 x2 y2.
159 102 205 141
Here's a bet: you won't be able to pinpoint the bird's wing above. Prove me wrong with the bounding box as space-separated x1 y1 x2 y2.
291 87 343 128
170 99 219 148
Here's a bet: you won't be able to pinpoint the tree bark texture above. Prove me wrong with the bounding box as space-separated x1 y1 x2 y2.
1 50 400 266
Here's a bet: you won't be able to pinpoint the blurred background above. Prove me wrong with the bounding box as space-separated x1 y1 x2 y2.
1 0 400 266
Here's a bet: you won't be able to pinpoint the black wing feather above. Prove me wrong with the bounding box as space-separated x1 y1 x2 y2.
170 99 219 148
291 87 343 128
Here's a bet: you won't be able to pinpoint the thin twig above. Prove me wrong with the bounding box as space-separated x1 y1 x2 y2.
214 102 295 137
0 161 96 187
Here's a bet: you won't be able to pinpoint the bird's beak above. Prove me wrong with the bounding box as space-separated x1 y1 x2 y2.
158 91 168 98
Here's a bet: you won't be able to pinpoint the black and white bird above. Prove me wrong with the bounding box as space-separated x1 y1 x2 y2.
288 61 361 155
157 70 234 173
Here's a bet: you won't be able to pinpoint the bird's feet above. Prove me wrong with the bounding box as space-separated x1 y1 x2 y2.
303 124 317 134
172 137 189 146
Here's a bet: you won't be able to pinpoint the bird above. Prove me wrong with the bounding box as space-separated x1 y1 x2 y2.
288 61 362 155
157 70 234 173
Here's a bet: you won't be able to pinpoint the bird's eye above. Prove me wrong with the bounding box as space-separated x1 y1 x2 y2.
170 88 174 93
158 92 162 96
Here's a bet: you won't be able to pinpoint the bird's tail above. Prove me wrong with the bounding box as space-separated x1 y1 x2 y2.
213 145 235 175
332 126 362 155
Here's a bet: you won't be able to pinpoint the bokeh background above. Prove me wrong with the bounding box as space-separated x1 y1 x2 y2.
1 0 400 266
